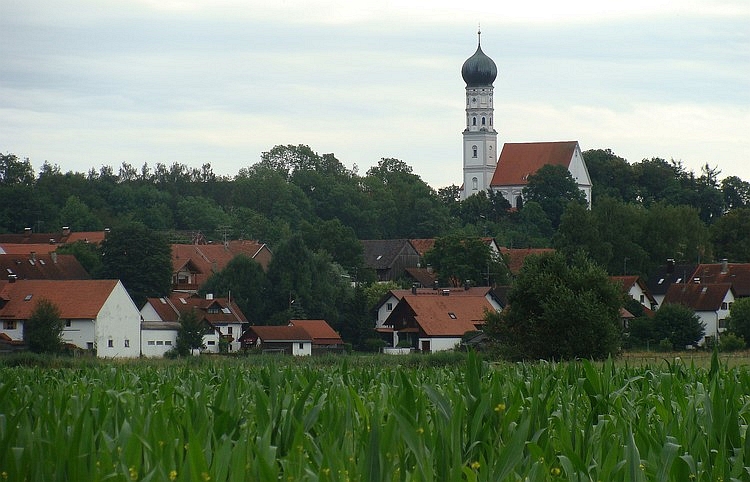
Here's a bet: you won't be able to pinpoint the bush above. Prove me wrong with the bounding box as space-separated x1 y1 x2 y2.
719 333 746 352
658 338 674 352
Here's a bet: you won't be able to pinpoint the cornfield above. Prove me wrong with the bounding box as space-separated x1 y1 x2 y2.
1 353 749 481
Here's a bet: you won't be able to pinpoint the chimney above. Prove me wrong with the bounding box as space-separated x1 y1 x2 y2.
721 259 729 274
206 293 213 300
62 226 71 236
8 274 17 283
51 252 58 264
464 280 470 291
24 227 32 237
666 258 675 274
441 289 450 296
433 280 439 290
411 283 418 295
30 251 36 262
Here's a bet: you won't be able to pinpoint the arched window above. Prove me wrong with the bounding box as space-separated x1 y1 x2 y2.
472 117 477 126
472 177 478 190
489 117 493 126
472 145 477 158
481 117 486 126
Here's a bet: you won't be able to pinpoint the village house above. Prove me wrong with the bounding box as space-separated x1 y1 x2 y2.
140 293 248 356
171 240 271 292
0 279 141 358
662 282 734 346
388 292 496 353
1 252 90 281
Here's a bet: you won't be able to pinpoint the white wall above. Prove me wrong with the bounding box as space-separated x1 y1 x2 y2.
95 281 141 358
291 341 312 356
141 328 177 357
421 337 462 353
62 319 96 351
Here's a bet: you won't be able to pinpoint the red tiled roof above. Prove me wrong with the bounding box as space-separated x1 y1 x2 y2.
0 244 59 255
0 254 90 280
409 239 436 257
246 325 312 342
393 295 492 337
490 141 578 187
144 294 248 324
289 319 343 345
691 263 750 298
500 248 555 274
0 279 119 320
663 283 733 311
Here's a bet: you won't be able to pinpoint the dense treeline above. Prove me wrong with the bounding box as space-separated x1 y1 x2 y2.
2 145 750 284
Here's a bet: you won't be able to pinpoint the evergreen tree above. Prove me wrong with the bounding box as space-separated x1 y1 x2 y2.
175 309 208 356
24 299 64 354
97 222 172 308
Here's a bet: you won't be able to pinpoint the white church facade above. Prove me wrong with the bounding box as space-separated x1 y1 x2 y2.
460 31 592 207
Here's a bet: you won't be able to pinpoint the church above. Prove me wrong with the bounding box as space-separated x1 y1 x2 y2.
459 31 592 208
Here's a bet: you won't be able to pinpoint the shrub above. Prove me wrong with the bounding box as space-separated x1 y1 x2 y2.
719 333 745 352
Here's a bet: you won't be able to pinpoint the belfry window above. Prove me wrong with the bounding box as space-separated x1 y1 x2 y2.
472 117 476 126
472 145 477 158
481 117 486 126
489 117 493 126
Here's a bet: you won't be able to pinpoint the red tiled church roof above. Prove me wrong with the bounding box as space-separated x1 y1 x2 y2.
490 141 578 187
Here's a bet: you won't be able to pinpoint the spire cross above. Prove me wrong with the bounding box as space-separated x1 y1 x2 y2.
478 24 481 46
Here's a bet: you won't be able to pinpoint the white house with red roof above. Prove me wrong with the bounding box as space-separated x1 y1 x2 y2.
388 292 496 353
0 279 141 358
662 282 735 346
140 293 248 356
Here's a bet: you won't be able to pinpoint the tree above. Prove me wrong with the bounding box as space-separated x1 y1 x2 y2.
24 299 64 354
423 235 509 287
97 222 172 308
56 240 102 276
175 309 208 356
726 298 750 348
0 153 35 186
199 255 268 324
582 148 636 202
522 164 587 229
651 304 705 349
486 251 622 360
710 208 750 262
58 195 103 232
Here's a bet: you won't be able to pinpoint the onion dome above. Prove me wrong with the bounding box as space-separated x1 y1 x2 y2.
461 31 497 87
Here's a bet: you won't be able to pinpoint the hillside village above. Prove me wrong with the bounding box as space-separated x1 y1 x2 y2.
2 34 750 358
0 226 746 357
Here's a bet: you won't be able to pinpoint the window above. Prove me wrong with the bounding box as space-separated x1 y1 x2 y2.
86 342 94 350
228 326 233 334
719 319 728 329
65 320 72 327
489 116 493 126
124 339 130 348
148 340 155 346
299 343 304 350
207 340 215 345
3 321 17 330
165 340 172 345
157 341 164 345
472 117 476 126
386 302 393 311
472 145 477 158
721 302 728 310
481 117 486 125
639 295 645 303
472 177 478 190
107 339 113 348
207 306 220 314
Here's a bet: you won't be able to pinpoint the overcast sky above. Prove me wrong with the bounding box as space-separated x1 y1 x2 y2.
1 0 748 189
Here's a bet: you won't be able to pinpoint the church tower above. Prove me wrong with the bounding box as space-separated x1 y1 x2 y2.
460 30 498 200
